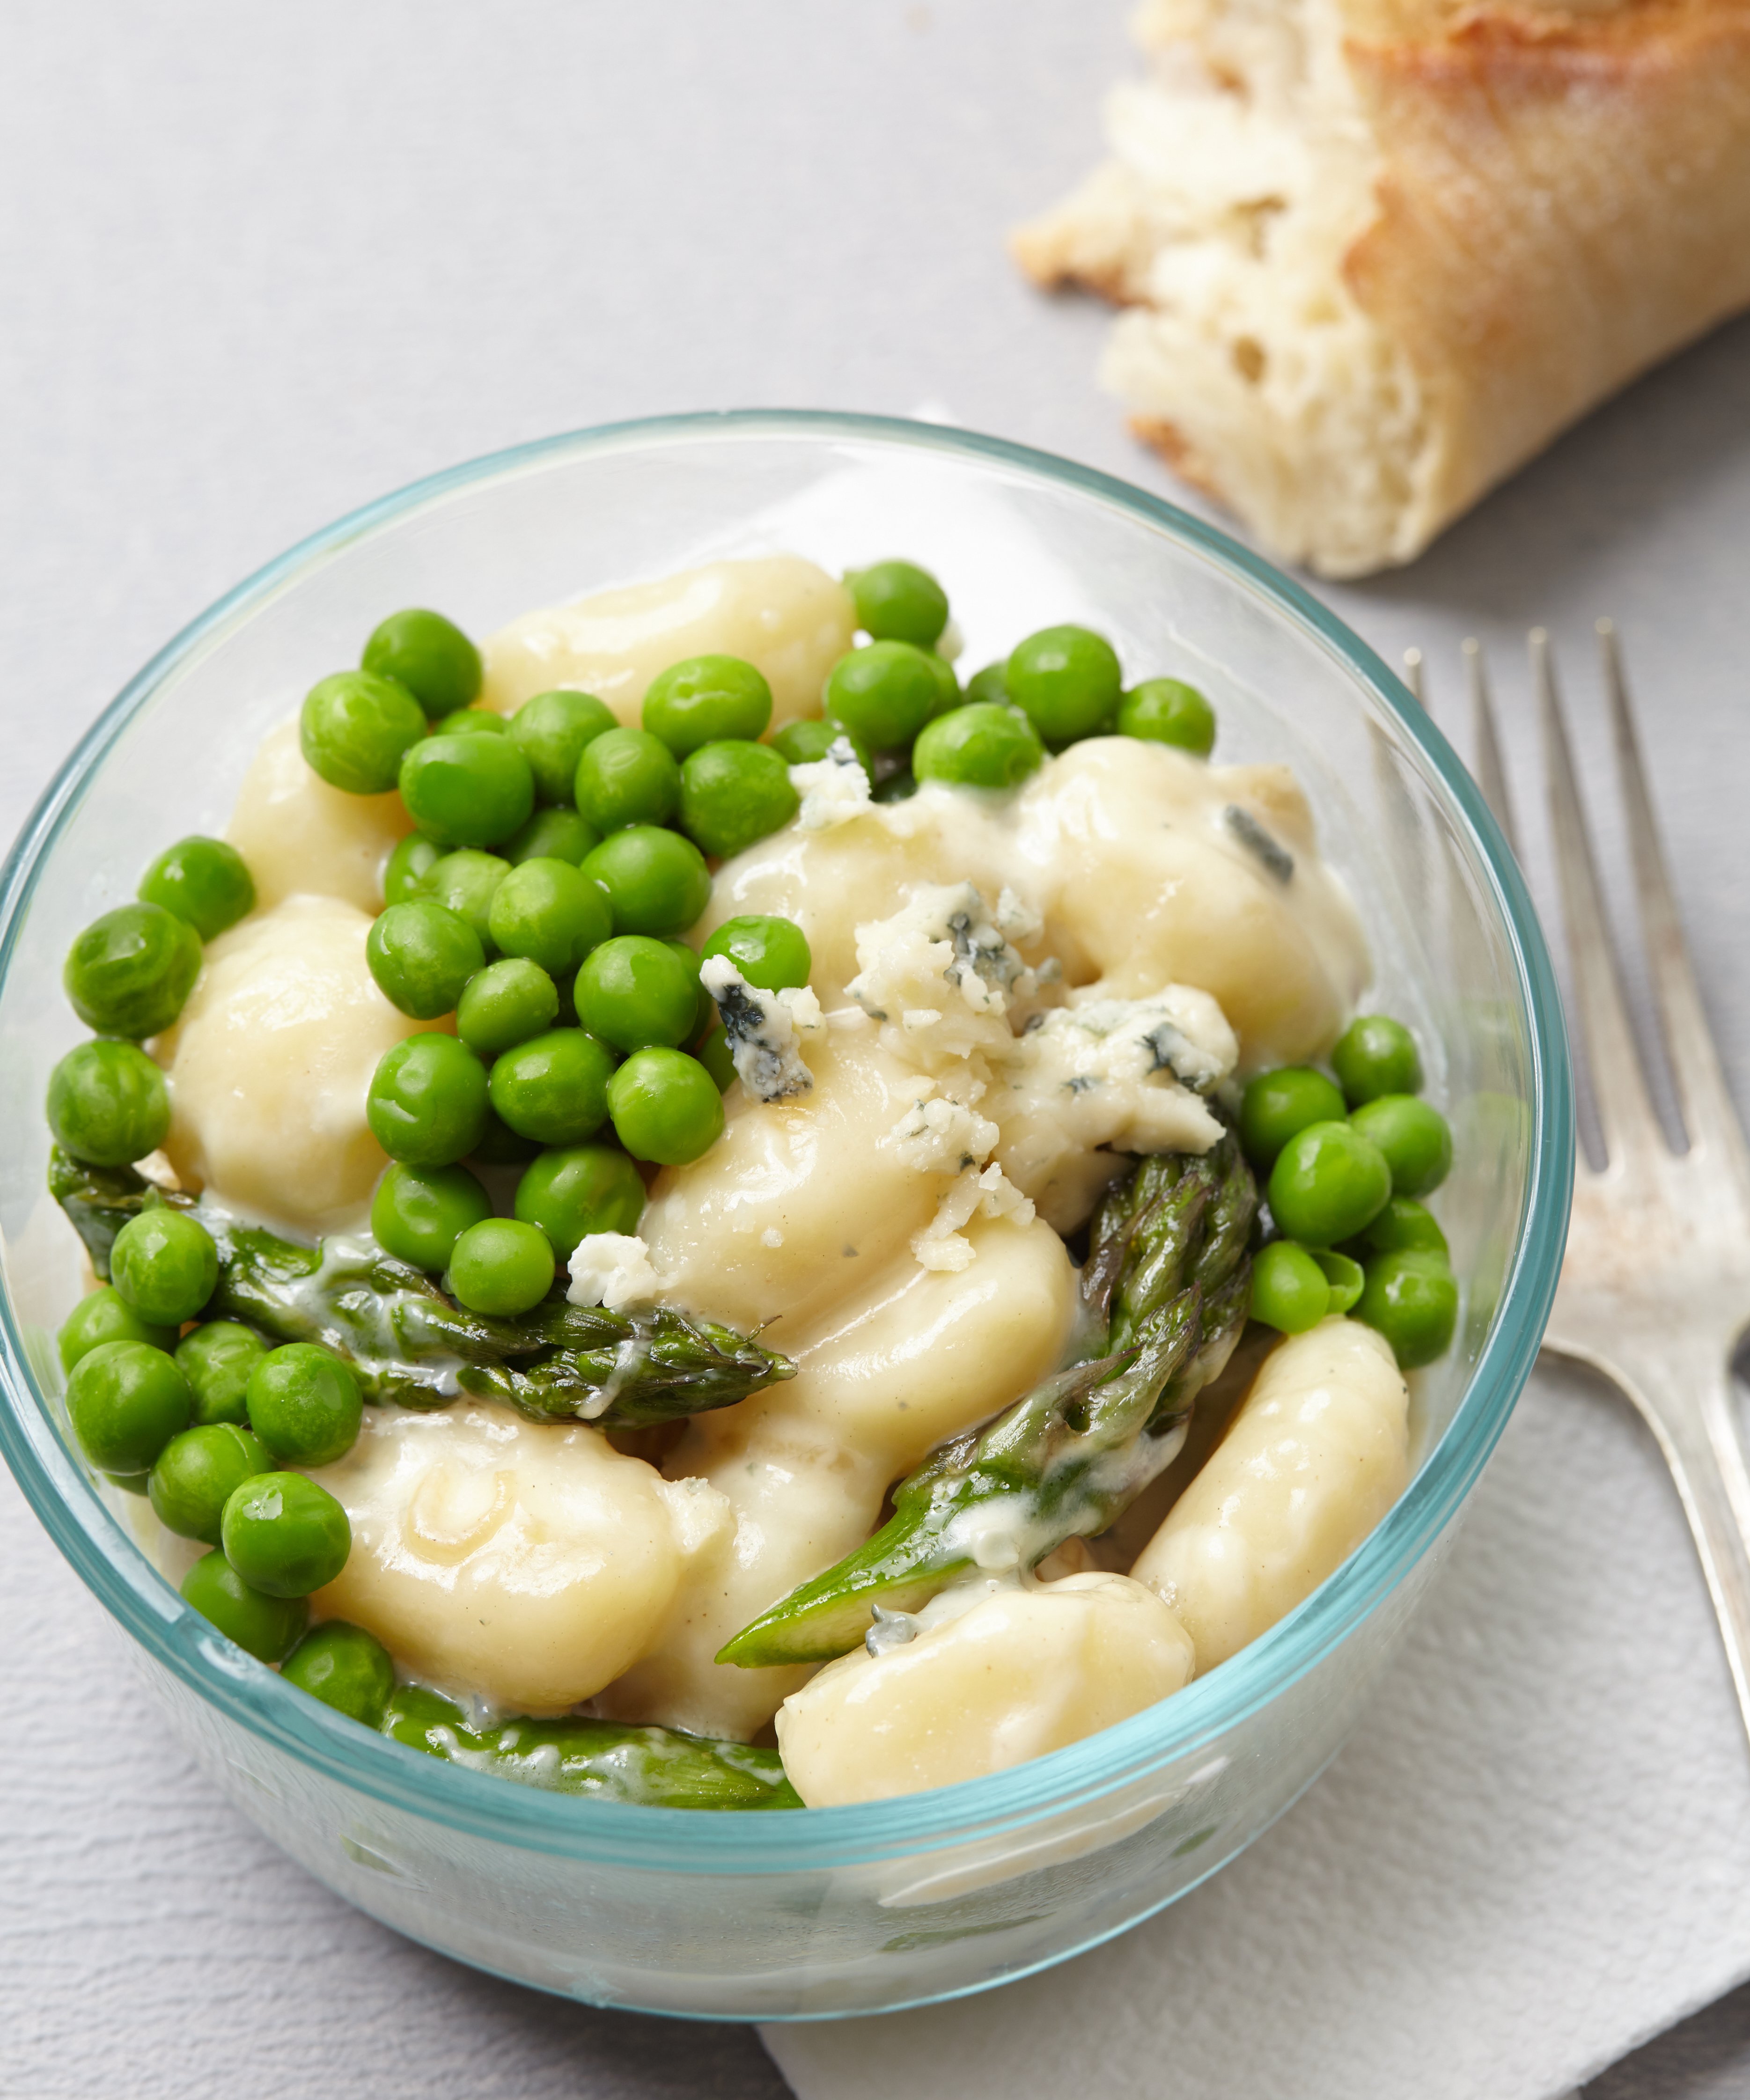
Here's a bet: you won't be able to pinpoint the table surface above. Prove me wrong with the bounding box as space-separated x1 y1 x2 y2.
5 4 1750 2095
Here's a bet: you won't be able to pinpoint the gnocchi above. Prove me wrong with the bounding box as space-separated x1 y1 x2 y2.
481 554 856 732
156 895 426 1236
1130 1319 1410 1669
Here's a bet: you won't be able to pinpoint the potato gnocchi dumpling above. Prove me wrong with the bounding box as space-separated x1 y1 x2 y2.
1131 1319 1410 1669
481 554 856 730
776 1573 1196 1807
156 895 426 1235
227 719 412 915
309 1402 729 1713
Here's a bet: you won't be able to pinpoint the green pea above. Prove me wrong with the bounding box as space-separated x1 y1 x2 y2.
847 560 949 648
608 1048 724 1165
913 702 1044 790
148 1423 274 1544
1267 1120 1392 1247
574 935 699 1052
138 836 255 940
488 1028 616 1146
366 1033 489 1166
502 806 599 867
366 900 485 1019
1006 625 1122 748
664 938 714 1042
468 1105 542 1166
574 727 681 833
429 707 507 736
679 741 800 859
399 734 534 850
696 1026 737 1091
1309 1248 1366 1316
923 651 962 720
1118 678 1216 756
301 670 427 793
447 1217 556 1317
59 1287 175 1373
46 1039 170 1167
1248 1242 1331 1334
417 850 508 949
511 689 619 803
1349 1094 1453 1198
175 1322 266 1427
382 833 442 907
64 902 202 1038
1356 1249 1458 1368
1238 1066 1348 1171
180 1549 307 1661
370 1161 493 1272
110 1209 218 1326
824 641 942 752
700 914 812 994
66 1340 191 1480
770 718 874 778
642 655 774 758
222 1471 351 1598
964 662 1010 707
1357 1196 1449 1260
360 608 481 719
245 1344 362 1467
456 957 559 1056
581 827 711 938
513 1145 646 1260
280 1621 395 1726
1331 1014 1424 1106
872 768 917 804
487 856 613 977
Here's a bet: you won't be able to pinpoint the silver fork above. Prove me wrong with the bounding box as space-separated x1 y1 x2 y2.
1442 625 1750 1746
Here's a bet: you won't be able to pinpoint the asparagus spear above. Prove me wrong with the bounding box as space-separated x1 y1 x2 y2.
381 1684 801 1811
50 1150 793 1431
717 1132 1257 1668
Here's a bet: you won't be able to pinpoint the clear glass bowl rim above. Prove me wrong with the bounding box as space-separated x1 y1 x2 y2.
0 408 1573 1875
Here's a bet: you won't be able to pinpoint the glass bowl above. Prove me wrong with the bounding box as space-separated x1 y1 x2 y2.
0 411 1571 2020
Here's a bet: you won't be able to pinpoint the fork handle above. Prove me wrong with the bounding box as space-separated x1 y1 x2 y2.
1584 1351 1750 1748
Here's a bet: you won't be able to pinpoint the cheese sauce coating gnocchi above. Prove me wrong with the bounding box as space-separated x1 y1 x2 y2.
89 545 1450 1815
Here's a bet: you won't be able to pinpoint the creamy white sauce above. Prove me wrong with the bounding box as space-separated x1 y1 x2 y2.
158 551 1395 1786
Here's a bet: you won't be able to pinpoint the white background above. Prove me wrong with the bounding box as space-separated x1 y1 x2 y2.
4 4 1750 2095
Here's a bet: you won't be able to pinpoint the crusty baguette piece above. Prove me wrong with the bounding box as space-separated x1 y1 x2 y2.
1015 0 1750 577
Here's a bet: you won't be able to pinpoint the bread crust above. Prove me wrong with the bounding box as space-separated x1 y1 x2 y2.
1349 0 1750 545
1019 0 1750 573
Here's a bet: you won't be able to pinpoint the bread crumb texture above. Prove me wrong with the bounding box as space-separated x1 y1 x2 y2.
1015 0 1750 576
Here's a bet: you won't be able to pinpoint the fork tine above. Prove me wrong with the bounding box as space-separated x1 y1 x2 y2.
1463 639 1521 857
1599 620 1750 1169
1533 627 1667 1166
1401 647 1424 705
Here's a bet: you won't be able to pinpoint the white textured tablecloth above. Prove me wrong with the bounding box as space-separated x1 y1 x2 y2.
4 4 1750 2096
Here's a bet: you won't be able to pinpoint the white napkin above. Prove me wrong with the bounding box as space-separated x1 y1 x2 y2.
764 1355 1750 2100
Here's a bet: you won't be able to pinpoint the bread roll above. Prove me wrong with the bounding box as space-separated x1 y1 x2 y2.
1014 0 1750 577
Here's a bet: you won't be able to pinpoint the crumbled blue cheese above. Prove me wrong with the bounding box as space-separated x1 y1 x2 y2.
566 1233 664 1313
700 955 823 1101
993 984 1240 1230
883 1087 1000 1175
789 737 872 831
911 1161 1038 1272
846 881 1050 1066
